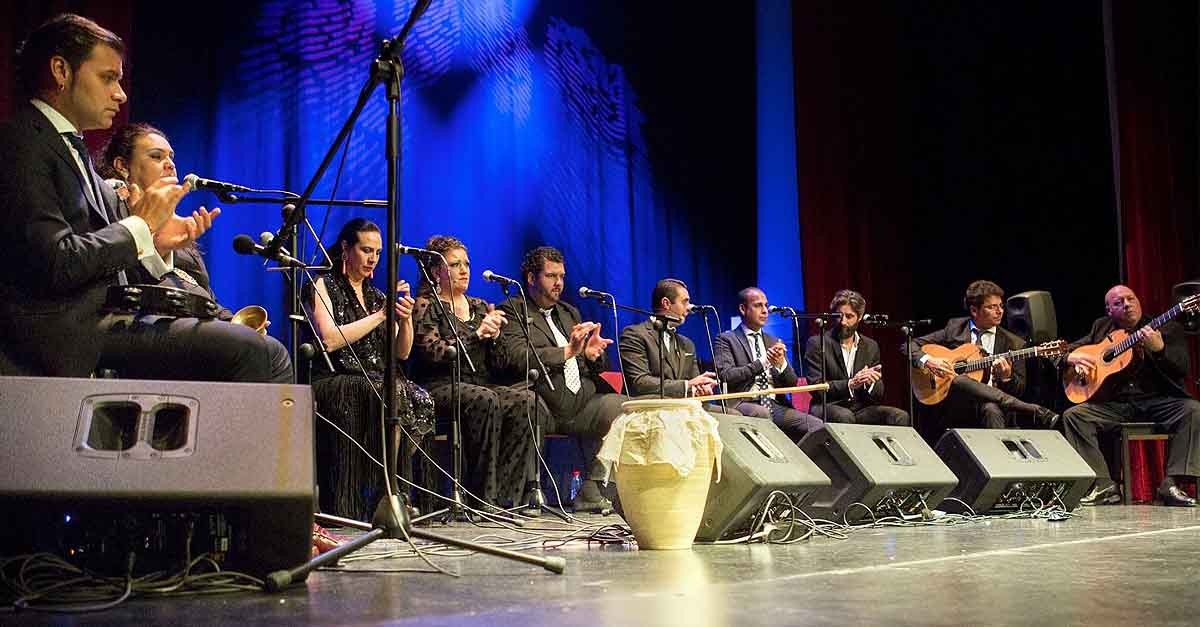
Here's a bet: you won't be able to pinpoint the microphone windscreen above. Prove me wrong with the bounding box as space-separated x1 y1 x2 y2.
233 234 257 254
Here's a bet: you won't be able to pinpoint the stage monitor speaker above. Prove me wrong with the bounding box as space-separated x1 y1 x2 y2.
934 428 1096 513
695 413 831 542
797 424 958 523
0 376 314 579
1172 280 1200 334
1006 290 1058 343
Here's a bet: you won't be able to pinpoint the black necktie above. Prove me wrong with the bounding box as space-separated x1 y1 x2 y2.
65 132 127 285
749 331 770 398
63 133 109 221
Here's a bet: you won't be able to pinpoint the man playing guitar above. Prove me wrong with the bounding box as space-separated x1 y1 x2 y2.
1063 285 1200 507
904 280 1060 430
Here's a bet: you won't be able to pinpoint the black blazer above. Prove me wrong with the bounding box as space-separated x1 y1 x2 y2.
0 106 137 377
903 316 1026 398
1066 316 1193 400
618 319 701 398
493 296 616 412
804 330 886 407
714 324 799 404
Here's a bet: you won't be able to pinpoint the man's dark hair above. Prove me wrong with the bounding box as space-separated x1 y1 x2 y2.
16 13 124 99
963 280 1004 311
737 286 763 305
520 246 564 282
829 289 866 316
651 278 687 311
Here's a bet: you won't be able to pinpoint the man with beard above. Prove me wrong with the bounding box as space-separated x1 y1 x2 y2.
714 286 824 441
804 289 909 425
1063 285 1200 507
493 246 630 513
903 280 1059 429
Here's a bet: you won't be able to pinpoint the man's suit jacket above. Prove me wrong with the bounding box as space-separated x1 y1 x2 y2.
0 106 137 377
618 319 701 398
493 296 616 416
903 316 1026 398
804 330 886 407
714 324 799 404
1067 316 1193 400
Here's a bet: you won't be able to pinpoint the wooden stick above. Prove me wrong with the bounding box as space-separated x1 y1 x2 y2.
690 383 830 403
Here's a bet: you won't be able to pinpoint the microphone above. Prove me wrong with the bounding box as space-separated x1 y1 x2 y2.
258 231 295 257
861 313 890 326
767 305 795 316
233 234 304 267
578 286 613 302
184 173 254 194
396 243 444 261
687 304 717 314
482 270 520 286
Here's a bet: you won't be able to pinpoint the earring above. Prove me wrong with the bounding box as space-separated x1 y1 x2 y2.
57 83 65 92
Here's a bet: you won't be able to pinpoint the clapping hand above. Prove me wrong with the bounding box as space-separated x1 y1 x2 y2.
476 304 507 340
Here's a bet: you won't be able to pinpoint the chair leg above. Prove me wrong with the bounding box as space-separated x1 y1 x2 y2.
1121 434 1134 505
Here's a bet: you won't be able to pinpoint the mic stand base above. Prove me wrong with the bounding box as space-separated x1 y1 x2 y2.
520 479 571 522
268 495 564 591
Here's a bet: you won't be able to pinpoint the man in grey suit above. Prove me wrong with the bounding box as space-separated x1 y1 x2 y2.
618 278 719 398
714 287 823 441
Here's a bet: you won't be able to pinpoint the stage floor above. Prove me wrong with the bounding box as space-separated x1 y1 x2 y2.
16 506 1200 626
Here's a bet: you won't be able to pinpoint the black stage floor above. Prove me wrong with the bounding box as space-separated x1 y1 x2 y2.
14 506 1200 626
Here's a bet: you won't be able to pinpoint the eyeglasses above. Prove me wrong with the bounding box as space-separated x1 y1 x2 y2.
980 304 1005 312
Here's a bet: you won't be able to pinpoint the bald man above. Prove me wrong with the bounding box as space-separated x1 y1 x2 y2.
1063 285 1200 507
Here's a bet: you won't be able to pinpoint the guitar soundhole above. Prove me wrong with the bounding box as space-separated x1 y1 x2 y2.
1101 349 1115 364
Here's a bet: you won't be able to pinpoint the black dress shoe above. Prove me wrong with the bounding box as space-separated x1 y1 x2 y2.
1156 484 1197 507
1080 484 1121 506
1034 408 1061 430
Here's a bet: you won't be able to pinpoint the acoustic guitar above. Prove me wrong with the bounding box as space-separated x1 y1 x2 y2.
1062 294 1200 403
911 339 1067 405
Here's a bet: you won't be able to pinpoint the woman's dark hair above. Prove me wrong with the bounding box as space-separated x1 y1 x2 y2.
330 218 382 276
16 13 124 99
97 122 167 180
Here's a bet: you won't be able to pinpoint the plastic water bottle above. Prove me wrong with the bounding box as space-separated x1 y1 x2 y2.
569 470 583 502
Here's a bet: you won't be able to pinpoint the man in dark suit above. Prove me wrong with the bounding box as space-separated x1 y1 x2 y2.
804 289 909 425
618 278 719 398
714 287 823 441
494 246 629 512
0 14 275 382
903 280 1058 429
1063 285 1200 507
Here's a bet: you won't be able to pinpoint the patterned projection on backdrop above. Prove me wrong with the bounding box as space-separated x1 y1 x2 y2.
196 0 728 363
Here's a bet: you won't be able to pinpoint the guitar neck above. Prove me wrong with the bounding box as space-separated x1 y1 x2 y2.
1109 303 1186 358
958 345 1044 374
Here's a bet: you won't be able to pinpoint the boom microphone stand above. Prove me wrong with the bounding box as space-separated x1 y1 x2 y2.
770 307 841 419
264 0 563 589
496 282 570 522
693 305 727 413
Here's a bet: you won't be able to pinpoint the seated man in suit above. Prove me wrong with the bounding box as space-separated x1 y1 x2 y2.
714 287 823 441
804 289 909 425
903 280 1058 429
618 278 719 399
493 246 629 513
1063 284 1200 507
0 14 275 382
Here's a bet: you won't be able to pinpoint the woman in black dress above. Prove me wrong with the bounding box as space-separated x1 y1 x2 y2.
307 218 435 519
411 235 546 508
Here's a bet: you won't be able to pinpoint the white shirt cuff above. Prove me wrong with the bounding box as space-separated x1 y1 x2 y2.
116 216 175 278
919 354 930 365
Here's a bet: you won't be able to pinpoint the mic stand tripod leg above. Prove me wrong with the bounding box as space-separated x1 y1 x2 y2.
270 494 564 591
522 400 570 523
